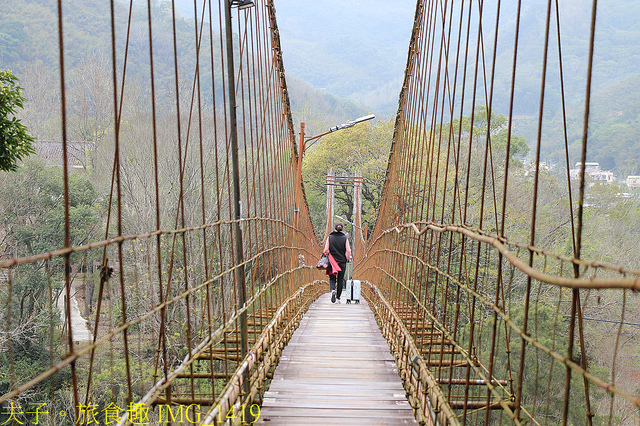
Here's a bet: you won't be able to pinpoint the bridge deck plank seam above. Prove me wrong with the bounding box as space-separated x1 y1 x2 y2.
257 294 418 425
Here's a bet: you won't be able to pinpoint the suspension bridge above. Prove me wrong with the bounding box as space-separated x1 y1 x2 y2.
1 0 639 425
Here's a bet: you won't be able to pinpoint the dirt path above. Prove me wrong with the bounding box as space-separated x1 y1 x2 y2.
56 280 93 342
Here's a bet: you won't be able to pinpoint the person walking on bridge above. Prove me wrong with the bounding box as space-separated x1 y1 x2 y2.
323 222 352 303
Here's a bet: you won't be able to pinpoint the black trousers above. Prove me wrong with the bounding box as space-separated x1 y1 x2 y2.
329 262 347 299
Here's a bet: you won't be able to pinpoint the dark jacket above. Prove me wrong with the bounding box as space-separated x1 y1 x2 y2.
327 231 349 263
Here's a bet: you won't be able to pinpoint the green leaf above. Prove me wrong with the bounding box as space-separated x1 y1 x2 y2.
0 69 34 172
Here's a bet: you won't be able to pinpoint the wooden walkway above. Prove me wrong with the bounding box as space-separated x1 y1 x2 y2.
257 293 418 425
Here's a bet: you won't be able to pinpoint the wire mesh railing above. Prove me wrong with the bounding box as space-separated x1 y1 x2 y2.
358 0 640 424
1 1 325 424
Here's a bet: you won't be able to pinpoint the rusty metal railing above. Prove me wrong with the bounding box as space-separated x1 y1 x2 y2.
363 281 460 425
358 221 640 425
357 0 640 423
0 1 327 425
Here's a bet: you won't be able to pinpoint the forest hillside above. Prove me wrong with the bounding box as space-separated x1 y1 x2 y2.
2 0 640 174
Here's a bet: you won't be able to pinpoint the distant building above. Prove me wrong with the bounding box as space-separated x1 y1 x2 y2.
570 162 615 183
33 140 95 171
627 176 640 188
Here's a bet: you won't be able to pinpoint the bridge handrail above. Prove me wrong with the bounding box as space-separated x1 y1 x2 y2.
359 232 640 414
363 281 461 425
199 281 325 425
0 235 317 407
115 264 315 418
369 222 640 289
0 217 318 269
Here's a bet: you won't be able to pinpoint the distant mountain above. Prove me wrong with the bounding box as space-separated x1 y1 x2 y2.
3 0 640 175
503 1 640 176
272 0 416 118
253 0 640 177
164 0 640 176
284 76 370 138
529 74 640 177
0 0 216 93
169 0 417 118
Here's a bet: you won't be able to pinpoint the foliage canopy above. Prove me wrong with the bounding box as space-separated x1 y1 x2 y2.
0 70 34 172
302 118 394 237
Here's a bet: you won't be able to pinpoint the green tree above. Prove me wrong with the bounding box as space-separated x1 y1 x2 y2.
0 160 100 418
0 70 34 172
466 303 609 425
453 105 529 168
0 159 101 326
1 159 101 257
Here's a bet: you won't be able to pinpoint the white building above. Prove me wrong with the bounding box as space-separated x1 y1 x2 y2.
627 176 640 188
570 162 615 183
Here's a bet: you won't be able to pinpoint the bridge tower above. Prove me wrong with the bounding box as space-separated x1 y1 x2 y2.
325 170 364 265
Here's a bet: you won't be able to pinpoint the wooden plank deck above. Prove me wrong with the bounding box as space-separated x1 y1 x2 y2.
257 293 418 425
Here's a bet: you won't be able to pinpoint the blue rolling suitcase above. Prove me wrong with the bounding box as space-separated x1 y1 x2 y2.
344 279 361 304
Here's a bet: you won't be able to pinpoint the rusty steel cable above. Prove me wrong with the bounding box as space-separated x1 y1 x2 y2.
357 0 640 424
1 1 322 424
